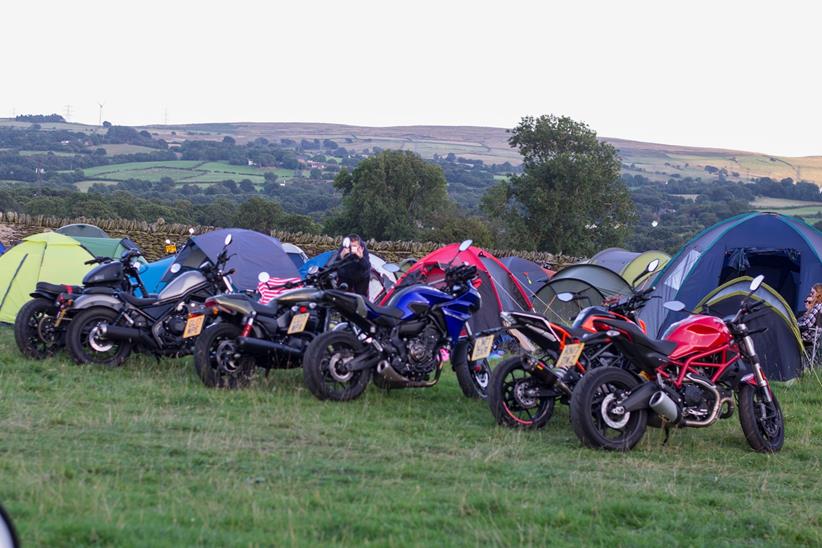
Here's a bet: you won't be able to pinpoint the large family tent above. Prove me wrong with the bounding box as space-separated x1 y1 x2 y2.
640 212 822 336
73 236 141 261
56 223 108 238
499 256 552 301
163 229 299 291
692 277 803 381
138 256 176 294
381 243 532 331
532 278 605 324
551 263 633 299
590 247 670 288
298 250 397 301
0 232 94 323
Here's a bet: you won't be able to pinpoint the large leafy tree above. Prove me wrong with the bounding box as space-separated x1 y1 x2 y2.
328 150 453 241
483 115 635 256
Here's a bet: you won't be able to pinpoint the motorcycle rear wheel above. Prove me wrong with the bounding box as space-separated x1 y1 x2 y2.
194 322 258 389
66 307 132 366
487 357 556 428
738 384 784 453
303 330 371 401
14 298 62 359
570 367 647 451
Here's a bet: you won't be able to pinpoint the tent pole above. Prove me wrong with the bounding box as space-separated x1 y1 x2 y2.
0 253 29 314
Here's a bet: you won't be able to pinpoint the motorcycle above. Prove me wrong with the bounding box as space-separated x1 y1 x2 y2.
486 259 660 428
569 274 784 452
191 252 359 389
64 234 236 366
13 248 148 359
301 239 486 401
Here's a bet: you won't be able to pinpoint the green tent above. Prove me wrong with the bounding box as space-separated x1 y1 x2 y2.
72 236 141 262
0 232 95 323
589 247 670 288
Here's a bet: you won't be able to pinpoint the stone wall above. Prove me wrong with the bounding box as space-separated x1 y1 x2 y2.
0 212 580 268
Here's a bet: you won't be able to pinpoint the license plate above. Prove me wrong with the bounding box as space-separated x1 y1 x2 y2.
288 312 310 334
182 315 205 338
555 342 585 369
470 335 495 361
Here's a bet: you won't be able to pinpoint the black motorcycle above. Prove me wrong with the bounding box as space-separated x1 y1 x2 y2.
14 248 148 359
65 234 236 366
191 254 357 388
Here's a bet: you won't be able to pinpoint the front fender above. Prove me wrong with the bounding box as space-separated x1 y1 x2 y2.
71 293 122 311
450 338 470 369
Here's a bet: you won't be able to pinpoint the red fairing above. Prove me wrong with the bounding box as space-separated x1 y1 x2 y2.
663 315 731 360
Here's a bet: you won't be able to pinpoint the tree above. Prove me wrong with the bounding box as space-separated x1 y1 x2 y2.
239 179 256 193
327 150 453 240
482 115 634 255
222 136 236 145
234 196 284 233
263 172 278 184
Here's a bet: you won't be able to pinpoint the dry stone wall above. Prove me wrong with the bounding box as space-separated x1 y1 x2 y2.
0 212 580 268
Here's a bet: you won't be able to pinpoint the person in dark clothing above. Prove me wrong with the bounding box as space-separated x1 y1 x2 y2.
332 234 371 297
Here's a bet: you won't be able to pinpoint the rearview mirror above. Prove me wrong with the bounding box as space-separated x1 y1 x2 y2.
342 237 351 248
646 259 660 273
188 227 195 235
750 274 764 292
308 265 319 275
383 263 401 273
458 239 473 252
556 292 575 303
258 272 270 283
169 263 181 274
224 234 232 246
164 239 171 245
663 300 686 312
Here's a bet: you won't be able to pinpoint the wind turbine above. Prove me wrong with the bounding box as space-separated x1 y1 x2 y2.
97 101 105 126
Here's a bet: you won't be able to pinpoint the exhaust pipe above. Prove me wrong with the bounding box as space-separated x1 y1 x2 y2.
237 336 303 357
376 360 409 383
98 324 153 346
649 391 681 423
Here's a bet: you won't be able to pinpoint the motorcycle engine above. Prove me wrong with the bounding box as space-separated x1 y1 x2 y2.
679 383 714 421
399 325 441 380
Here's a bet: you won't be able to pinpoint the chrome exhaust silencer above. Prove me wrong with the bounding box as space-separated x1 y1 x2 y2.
649 390 681 423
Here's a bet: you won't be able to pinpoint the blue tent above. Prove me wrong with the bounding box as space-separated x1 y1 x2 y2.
0 242 5 256
299 250 335 278
162 229 299 291
138 256 175 294
640 212 822 336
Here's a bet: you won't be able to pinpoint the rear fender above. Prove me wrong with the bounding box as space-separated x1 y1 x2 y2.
71 293 122 311
29 291 57 301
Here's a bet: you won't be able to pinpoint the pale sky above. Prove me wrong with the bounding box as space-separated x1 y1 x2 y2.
2 0 820 156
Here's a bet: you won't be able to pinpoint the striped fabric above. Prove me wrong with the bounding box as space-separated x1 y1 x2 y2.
257 278 302 305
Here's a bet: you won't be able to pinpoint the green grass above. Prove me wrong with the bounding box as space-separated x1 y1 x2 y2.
1 328 821 545
83 161 204 177
81 161 296 187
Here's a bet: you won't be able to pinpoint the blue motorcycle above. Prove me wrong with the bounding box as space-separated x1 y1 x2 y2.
302 240 483 401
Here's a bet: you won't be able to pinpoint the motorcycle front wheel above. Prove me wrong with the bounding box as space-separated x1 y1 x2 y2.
193 322 258 389
487 356 556 428
570 367 647 451
302 330 371 401
738 384 784 453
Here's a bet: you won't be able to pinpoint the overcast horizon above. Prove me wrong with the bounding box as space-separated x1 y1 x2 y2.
3 0 821 157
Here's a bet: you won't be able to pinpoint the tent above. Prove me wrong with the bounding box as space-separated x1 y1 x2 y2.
0 242 5 256
640 212 822 336
499 256 552 301
73 236 141 261
162 229 299 291
56 223 108 238
138 256 176 294
282 242 308 270
690 277 803 381
590 248 670 288
381 243 532 331
551 263 633 299
298 250 397 301
0 232 94 323
532 278 605 324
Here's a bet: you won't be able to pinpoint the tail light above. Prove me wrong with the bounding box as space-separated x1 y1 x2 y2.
299 306 308 314
471 278 482 288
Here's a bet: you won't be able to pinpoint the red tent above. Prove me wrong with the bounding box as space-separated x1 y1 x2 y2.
381 243 533 331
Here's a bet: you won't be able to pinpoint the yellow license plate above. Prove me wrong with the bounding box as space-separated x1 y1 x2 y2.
555 342 585 369
470 335 495 361
182 315 205 338
288 312 310 334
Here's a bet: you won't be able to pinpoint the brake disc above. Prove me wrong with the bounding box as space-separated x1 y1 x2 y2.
601 393 631 429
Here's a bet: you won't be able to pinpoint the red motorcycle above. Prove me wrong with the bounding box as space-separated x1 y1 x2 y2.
569 275 784 452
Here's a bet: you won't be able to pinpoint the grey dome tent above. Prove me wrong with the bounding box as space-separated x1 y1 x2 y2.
56 223 109 238
692 277 803 381
551 263 633 299
590 248 670 288
533 278 605 324
640 212 822 337
499 256 552 301
162 228 299 291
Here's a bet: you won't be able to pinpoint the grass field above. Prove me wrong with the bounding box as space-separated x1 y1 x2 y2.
750 197 822 223
81 161 297 187
1 328 821 545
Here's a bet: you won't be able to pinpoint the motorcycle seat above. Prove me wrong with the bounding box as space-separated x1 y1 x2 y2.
365 302 405 319
83 287 119 295
36 282 83 295
604 318 677 356
121 291 160 307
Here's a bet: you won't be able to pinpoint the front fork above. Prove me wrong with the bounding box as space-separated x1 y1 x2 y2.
741 334 773 403
241 312 256 337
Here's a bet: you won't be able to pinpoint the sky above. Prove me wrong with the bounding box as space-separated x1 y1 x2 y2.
2 0 820 156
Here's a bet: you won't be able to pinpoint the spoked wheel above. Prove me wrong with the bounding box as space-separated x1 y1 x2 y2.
570 367 647 451
194 323 258 389
303 330 372 401
14 298 62 359
738 384 784 453
66 307 132 366
487 357 556 428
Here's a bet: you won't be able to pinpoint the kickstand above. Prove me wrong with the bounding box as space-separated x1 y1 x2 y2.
662 423 672 446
